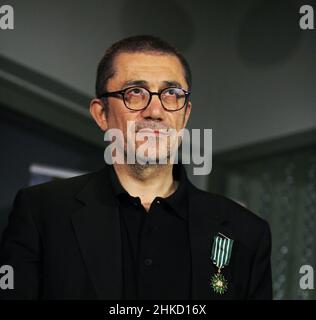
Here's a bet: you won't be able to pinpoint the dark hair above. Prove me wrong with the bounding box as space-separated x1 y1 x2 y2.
95 35 192 102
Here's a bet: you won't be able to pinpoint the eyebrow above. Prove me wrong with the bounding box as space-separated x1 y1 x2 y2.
121 80 183 89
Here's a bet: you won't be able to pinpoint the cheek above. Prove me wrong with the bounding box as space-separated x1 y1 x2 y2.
107 108 137 132
171 113 186 130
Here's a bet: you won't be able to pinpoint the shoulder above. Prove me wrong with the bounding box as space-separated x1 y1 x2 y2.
13 168 107 218
208 191 268 229
188 184 270 246
20 170 99 200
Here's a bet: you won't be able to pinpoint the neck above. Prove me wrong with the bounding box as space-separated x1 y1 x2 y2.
113 163 178 211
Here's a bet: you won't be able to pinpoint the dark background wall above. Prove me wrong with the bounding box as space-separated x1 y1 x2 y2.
1 0 315 155
0 107 104 235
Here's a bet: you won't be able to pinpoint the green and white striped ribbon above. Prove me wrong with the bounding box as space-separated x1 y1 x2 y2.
211 233 234 269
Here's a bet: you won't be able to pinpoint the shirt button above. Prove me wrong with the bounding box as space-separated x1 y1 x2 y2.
144 258 153 266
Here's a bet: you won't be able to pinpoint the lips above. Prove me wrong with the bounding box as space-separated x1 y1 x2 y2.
137 128 170 136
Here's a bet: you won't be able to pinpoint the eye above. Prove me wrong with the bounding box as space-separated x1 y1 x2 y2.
127 87 144 96
164 88 177 95
163 88 184 97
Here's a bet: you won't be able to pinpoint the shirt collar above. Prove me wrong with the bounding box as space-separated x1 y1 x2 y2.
109 165 127 198
109 164 188 220
163 164 188 220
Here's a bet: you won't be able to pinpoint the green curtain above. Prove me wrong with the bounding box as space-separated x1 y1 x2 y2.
210 147 316 299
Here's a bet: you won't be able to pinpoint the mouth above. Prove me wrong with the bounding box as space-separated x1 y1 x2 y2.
137 128 170 136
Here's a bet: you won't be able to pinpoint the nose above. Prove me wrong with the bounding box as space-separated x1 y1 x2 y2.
141 93 164 120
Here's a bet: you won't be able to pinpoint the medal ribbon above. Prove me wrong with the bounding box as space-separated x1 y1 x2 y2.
211 233 234 269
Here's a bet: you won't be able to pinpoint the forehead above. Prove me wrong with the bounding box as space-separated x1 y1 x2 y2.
108 52 187 89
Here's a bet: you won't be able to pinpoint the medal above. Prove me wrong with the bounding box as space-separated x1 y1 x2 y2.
210 233 234 294
211 269 228 294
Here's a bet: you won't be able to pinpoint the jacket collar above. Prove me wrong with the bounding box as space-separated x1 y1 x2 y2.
72 165 122 299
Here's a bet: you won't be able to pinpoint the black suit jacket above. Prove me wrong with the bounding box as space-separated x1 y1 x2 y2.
0 165 272 300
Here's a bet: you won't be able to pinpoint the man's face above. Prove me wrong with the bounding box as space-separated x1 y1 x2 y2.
92 51 192 163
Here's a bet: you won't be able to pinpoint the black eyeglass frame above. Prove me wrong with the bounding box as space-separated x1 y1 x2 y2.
99 86 191 112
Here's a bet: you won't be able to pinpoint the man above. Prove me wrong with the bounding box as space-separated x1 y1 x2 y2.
0 35 272 300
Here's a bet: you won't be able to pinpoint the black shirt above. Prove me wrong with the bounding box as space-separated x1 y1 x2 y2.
109 165 191 300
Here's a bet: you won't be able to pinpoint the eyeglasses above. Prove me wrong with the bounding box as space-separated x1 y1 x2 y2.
100 86 190 111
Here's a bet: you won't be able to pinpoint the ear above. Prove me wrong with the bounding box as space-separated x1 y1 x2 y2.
89 98 108 131
183 100 192 128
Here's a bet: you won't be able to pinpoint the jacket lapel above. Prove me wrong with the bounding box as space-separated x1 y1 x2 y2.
71 167 123 300
188 183 235 300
